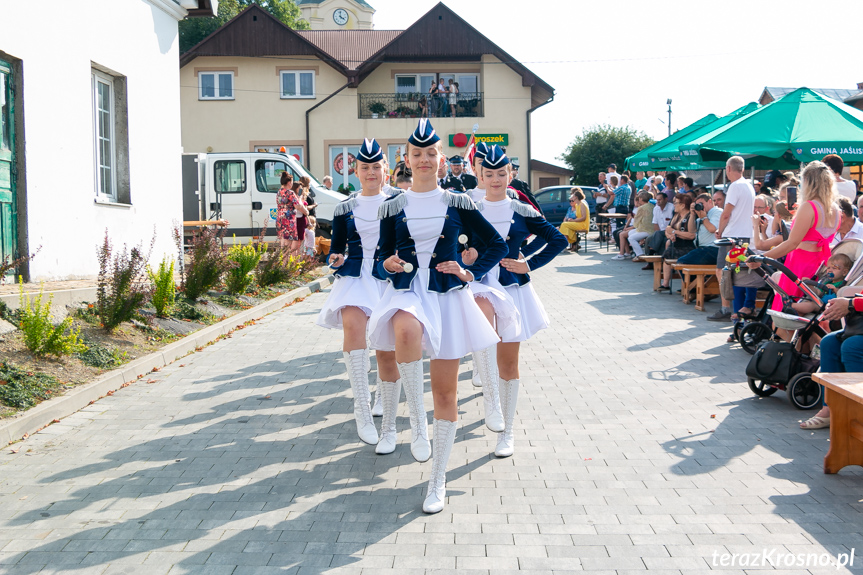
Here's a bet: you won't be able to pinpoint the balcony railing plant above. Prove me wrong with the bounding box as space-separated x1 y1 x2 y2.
358 92 483 119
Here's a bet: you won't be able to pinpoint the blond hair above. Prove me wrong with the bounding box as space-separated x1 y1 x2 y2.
800 160 837 223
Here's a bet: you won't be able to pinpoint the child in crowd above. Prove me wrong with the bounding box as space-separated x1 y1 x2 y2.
791 253 853 315
304 216 316 257
394 172 412 190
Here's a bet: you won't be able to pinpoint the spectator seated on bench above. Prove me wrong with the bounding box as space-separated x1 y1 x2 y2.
657 195 696 292
614 191 654 260
675 192 723 266
559 188 590 252
633 189 674 268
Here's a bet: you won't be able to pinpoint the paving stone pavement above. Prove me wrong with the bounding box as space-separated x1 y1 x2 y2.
2 248 863 575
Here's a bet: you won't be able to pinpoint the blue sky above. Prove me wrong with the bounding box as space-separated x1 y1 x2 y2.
371 0 862 167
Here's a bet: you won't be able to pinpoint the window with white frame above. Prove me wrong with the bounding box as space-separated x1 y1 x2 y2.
199 71 234 100
92 71 115 200
92 65 130 204
280 70 315 99
394 74 435 95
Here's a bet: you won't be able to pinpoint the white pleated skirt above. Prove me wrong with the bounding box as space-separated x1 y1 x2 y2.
468 266 522 342
502 280 550 343
368 268 501 360
316 259 387 329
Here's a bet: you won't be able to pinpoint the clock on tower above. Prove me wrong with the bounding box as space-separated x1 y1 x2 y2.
333 8 348 26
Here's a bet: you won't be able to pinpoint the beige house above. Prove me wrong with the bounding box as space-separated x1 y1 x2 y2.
179 2 554 193
530 160 574 191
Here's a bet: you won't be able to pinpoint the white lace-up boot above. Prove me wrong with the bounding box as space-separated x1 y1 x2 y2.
375 378 402 455
494 378 519 458
398 360 431 462
474 346 504 432
422 418 458 514
365 353 383 417
343 350 378 445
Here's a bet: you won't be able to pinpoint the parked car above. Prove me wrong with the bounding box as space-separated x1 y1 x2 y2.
534 185 598 227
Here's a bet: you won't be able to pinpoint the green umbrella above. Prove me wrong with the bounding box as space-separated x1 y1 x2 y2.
683 88 863 166
624 114 717 172
649 102 759 170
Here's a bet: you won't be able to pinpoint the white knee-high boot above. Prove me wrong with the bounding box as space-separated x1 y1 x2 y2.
366 353 383 417
423 418 458 514
343 350 378 445
375 378 402 455
398 360 431 462
474 346 497 388
494 378 519 457
474 346 504 432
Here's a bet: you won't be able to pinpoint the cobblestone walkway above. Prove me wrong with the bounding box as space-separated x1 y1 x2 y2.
1 249 862 574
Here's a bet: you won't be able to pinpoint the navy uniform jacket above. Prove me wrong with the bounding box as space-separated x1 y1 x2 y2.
460 173 478 190
441 174 466 193
373 190 507 293
472 199 567 287
326 193 367 278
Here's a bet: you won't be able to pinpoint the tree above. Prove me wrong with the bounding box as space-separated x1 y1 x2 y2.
179 0 309 53
558 125 655 184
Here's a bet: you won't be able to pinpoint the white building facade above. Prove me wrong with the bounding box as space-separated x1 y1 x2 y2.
0 0 215 281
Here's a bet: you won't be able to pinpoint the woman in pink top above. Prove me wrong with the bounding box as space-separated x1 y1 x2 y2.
753 162 839 313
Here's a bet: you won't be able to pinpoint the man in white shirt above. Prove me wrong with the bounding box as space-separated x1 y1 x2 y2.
709 155 755 322
832 198 863 245
823 154 857 202
606 163 620 185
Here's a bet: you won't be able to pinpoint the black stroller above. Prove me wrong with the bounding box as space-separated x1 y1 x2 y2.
742 239 863 409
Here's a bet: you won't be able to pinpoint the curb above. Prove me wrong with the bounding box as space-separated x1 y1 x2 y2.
0 274 334 445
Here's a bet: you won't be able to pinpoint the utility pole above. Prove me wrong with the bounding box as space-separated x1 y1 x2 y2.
666 99 672 136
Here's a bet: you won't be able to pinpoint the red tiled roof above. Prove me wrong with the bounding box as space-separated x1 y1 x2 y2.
296 30 402 71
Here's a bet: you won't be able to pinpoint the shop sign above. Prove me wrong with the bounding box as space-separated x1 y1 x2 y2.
449 133 509 147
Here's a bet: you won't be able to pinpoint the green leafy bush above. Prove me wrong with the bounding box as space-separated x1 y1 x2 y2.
0 361 64 410
256 245 292 287
225 241 265 295
172 300 209 322
96 231 153 332
147 257 176 317
17 283 87 357
75 342 128 369
184 227 231 301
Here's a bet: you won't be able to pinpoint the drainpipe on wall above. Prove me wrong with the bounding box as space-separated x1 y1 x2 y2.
526 95 554 188
305 83 350 171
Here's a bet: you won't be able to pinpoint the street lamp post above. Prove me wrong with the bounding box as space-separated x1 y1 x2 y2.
666 98 672 136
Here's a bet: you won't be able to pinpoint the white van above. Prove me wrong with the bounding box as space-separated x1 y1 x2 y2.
182 152 347 243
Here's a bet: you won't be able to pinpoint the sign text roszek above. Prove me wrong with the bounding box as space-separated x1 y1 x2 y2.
449 133 509 147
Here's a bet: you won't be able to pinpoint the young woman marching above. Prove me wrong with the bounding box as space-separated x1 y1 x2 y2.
473 145 567 457
316 139 398 451
368 120 508 513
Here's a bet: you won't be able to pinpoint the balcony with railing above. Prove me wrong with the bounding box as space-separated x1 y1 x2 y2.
358 92 484 119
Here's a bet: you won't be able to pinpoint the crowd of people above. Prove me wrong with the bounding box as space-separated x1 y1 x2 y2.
314 121 566 515
574 154 863 432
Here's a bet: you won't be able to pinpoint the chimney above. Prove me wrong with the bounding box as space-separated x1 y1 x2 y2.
858 82 863 90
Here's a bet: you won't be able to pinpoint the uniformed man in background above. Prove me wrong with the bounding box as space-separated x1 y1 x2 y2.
441 156 467 192
456 155 478 191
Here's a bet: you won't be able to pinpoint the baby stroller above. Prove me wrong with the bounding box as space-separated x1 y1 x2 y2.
745 239 863 409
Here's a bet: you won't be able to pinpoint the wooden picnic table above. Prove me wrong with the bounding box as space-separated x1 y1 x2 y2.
811 372 863 474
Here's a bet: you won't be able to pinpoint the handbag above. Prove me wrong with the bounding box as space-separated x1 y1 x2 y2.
839 310 863 340
720 268 734 302
732 267 766 289
745 340 800 384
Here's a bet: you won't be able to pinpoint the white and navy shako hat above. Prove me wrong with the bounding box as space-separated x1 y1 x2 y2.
474 141 490 161
357 138 384 163
408 119 440 147
481 145 511 170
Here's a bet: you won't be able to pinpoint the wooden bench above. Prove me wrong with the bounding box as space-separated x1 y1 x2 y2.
672 264 718 308
811 373 863 474
637 255 664 290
